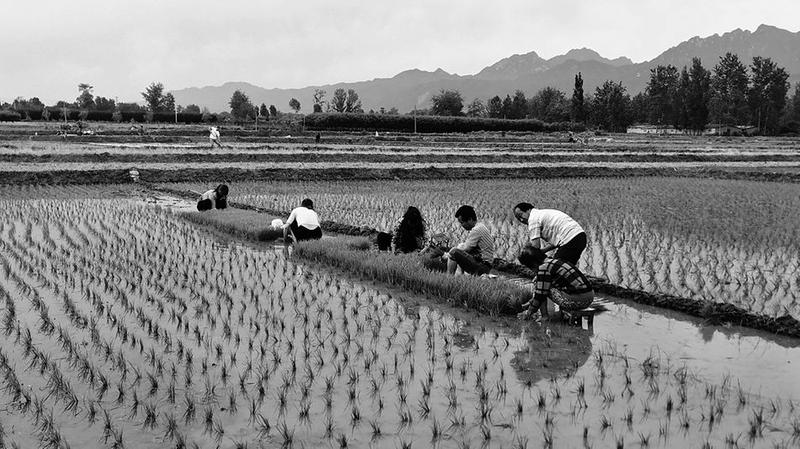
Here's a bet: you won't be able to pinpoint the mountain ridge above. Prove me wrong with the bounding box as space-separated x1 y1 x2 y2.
171 25 800 113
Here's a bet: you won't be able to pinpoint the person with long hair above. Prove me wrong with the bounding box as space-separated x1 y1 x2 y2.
392 206 427 253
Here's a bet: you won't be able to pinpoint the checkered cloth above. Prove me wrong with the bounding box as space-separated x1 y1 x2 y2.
533 258 593 307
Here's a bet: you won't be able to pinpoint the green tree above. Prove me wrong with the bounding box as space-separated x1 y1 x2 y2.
786 84 800 121
509 90 527 119
674 67 691 130
289 98 301 113
94 96 116 112
345 89 362 113
330 89 347 112
330 88 362 113
163 93 176 112
629 92 648 124
77 83 95 109
269 105 278 117
142 82 166 112
259 103 268 117
501 95 513 119
118 102 144 113
685 58 711 132
571 72 586 122
529 87 569 122
466 98 486 117
229 90 254 120
312 89 326 113
430 89 463 116
709 53 749 124
487 96 503 118
645 65 679 125
589 80 631 132
184 104 201 114
748 56 789 134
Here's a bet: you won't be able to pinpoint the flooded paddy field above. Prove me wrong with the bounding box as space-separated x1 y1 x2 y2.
0 186 797 449
170 177 800 322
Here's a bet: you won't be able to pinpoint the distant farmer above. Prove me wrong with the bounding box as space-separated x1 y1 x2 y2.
517 246 594 319
209 126 222 148
392 206 427 253
443 205 494 275
197 184 229 211
513 203 586 265
283 198 322 243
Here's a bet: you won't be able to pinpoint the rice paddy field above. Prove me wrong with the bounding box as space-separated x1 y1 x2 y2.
1 127 799 448
170 177 800 321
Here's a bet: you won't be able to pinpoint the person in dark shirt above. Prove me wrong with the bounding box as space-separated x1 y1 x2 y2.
197 184 229 211
518 246 594 319
392 206 427 253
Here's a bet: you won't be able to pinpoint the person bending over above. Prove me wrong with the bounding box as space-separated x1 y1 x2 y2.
513 202 586 265
518 246 594 319
283 198 322 242
197 184 229 211
443 205 494 275
392 206 427 253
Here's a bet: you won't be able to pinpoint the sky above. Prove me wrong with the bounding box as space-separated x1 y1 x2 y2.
2 0 799 105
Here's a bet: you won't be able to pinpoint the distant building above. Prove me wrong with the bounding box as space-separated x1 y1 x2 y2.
703 124 759 136
626 124 682 134
737 125 759 136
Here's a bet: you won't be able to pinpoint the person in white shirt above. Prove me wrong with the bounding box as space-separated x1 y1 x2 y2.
197 184 229 211
209 126 222 149
282 198 322 242
443 205 494 275
513 202 586 265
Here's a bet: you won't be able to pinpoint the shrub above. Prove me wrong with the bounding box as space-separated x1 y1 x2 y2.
0 110 22 121
304 113 586 133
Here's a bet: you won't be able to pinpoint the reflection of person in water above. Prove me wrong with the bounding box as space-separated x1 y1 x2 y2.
511 322 592 385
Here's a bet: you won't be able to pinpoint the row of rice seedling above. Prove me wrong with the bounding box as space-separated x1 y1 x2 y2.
174 177 800 319
0 188 797 447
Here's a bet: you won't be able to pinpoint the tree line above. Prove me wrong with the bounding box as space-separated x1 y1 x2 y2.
426 53 799 134
3 53 800 133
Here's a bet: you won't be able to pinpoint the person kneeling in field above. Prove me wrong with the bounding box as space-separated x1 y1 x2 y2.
517 246 594 320
197 184 229 211
282 198 322 243
392 206 427 253
443 205 494 276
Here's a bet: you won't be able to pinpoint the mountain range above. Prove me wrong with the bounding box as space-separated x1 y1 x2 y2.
172 25 800 114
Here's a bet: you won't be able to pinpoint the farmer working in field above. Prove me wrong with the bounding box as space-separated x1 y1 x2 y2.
517 246 594 319
197 184 229 211
513 203 586 265
443 205 494 275
283 198 322 243
209 126 222 148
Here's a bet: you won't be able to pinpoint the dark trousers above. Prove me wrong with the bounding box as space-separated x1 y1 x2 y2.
449 248 491 275
196 198 227 211
290 222 322 241
554 232 586 265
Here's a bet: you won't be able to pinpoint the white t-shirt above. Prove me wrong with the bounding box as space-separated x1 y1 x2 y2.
283 206 320 230
200 189 218 207
527 209 584 247
209 128 220 140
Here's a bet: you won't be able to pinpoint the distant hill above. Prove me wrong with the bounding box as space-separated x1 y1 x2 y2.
171 25 800 113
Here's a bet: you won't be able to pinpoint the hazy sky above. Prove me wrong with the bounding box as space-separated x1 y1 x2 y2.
2 0 798 104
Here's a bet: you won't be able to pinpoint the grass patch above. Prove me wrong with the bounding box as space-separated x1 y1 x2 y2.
179 208 283 242
293 237 531 316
